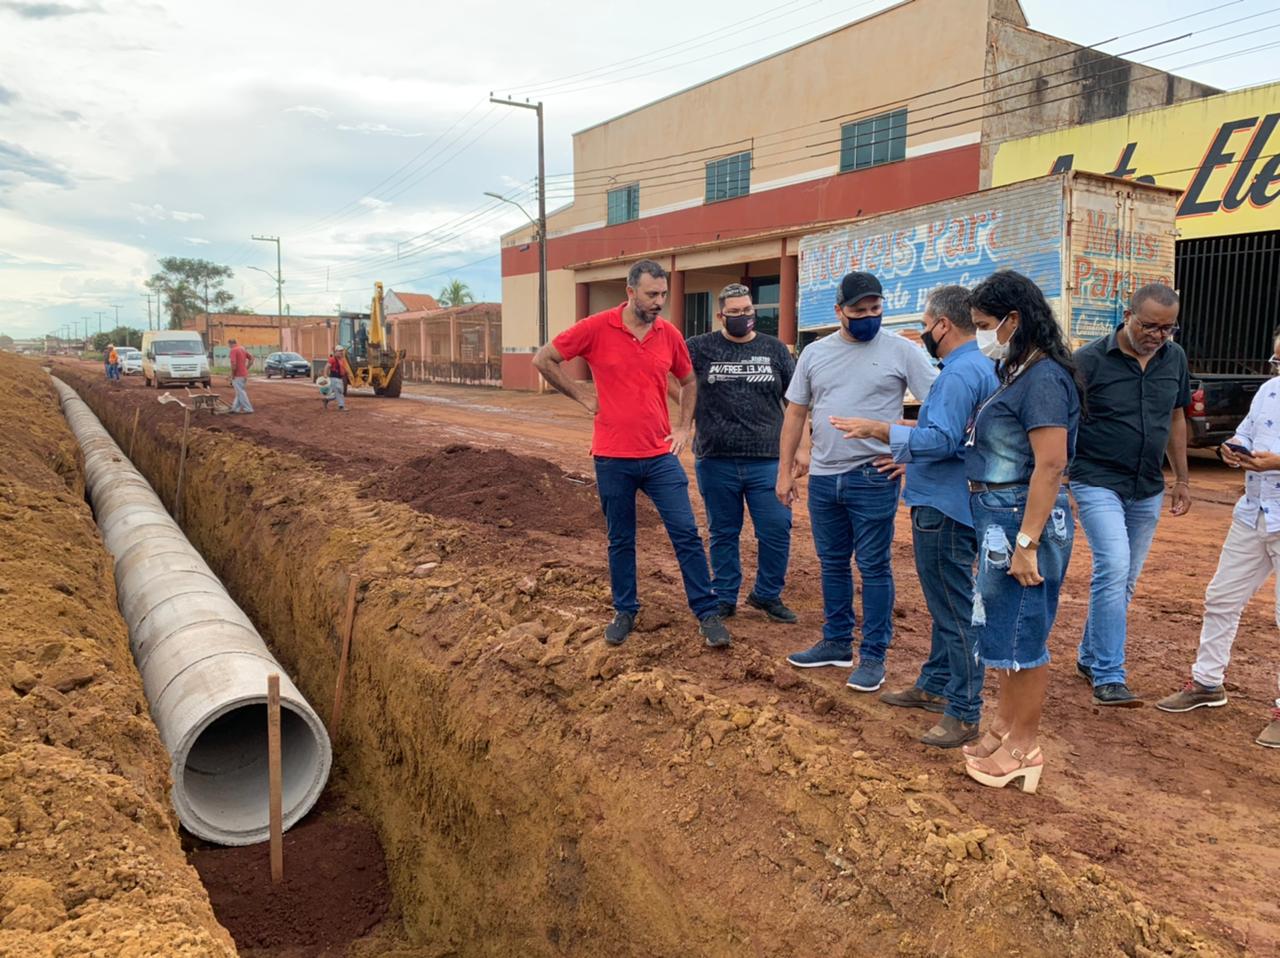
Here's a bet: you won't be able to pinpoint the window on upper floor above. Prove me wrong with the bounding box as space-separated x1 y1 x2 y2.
705 151 752 203
839 108 908 173
607 183 640 225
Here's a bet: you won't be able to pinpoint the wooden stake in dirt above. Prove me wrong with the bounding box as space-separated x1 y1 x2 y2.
172 406 192 521
329 575 360 739
267 672 283 885
127 407 141 459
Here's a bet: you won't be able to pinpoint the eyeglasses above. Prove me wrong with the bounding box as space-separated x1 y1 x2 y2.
1134 319 1180 337
721 308 756 318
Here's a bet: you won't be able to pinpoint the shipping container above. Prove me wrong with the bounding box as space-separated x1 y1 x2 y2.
796 171 1181 348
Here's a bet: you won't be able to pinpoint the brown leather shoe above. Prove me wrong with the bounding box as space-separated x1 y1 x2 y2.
921 715 979 749
879 686 946 713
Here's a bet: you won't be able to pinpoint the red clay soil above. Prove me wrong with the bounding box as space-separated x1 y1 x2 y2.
361 443 608 536
62 364 1280 953
187 792 391 956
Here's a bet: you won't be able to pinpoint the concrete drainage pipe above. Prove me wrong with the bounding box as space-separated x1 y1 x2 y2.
52 378 332 846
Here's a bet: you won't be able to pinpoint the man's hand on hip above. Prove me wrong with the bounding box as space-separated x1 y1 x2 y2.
665 425 692 457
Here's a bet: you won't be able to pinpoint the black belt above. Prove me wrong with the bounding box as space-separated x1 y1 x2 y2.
967 480 1027 493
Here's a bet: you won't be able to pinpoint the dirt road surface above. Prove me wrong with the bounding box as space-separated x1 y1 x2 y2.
98 366 1280 952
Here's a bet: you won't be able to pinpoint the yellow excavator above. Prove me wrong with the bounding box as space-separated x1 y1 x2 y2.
337 281 406 397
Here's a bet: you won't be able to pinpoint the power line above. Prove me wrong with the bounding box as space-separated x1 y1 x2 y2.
537 0 1262 192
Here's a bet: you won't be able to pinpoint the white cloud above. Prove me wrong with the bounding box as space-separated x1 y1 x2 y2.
284 104 331 120
130 202 204 223
336 121 421 138
184 236 209 245
357 196 390 210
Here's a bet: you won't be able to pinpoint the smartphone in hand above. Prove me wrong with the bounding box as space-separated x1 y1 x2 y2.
1224 441 1254 458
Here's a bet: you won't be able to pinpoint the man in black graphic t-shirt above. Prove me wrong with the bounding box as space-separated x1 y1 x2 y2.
687 283 799 623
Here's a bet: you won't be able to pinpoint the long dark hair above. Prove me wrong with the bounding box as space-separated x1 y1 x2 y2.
970 270 1081 395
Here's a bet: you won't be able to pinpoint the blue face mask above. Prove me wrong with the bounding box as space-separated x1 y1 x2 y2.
843 315 882 342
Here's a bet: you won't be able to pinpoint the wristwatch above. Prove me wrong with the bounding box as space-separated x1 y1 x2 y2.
1015 532 1039 550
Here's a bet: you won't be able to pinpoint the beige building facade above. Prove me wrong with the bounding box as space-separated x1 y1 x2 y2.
499 0 1215 388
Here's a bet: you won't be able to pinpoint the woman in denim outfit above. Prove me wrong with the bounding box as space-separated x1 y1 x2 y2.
961 271 1082 794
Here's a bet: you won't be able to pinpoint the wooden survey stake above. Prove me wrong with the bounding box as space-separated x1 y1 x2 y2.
267 672 283 884
329 576 359 738
173 407 191 520
127 407 141 459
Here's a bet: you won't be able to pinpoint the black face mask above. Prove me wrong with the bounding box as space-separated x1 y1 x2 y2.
724 314 755 338
920 322 944 360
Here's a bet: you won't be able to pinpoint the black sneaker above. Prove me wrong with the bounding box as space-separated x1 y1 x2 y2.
1076 661 1093 684
699 614 732 649
716 602 737 619
746 593 798 623
604 612 635 646
1093 682 1142 708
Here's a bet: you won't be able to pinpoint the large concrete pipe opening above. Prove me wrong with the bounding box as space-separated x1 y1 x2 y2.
52 377 332 845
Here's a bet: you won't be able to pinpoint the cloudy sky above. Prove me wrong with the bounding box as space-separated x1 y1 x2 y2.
1 0 1276 340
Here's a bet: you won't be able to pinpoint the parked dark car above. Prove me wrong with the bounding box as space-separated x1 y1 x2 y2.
264 351 311 378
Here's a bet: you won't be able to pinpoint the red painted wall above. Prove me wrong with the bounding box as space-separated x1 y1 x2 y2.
502 145 980 277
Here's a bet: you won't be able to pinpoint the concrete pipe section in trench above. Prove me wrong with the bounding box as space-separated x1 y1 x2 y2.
52 377 332 846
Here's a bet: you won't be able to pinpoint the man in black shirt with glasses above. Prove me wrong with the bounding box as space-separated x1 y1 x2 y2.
1071 282 1192 707
687 283 800 623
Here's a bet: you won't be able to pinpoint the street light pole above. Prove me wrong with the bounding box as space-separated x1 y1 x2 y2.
251 234 283 320
489 94 547 348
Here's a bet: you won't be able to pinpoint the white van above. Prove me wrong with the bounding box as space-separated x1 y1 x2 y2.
142 330 211 388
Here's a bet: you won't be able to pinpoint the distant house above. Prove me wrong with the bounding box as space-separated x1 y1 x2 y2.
383 290 439 315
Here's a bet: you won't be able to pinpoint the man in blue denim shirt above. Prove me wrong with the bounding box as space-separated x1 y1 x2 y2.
776 271 937 692
831 286 998 746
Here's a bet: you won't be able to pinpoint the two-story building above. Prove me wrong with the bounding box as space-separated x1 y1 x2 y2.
498 0 1216 388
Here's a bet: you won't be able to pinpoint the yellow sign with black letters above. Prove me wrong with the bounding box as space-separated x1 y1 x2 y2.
991 82 1280 240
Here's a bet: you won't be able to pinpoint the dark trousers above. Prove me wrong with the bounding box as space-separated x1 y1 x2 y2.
594 454 718 620
808 465 900 660
694 456 792 606
911 506 983 723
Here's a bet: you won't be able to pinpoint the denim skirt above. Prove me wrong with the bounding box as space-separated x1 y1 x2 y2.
969 485 1074 670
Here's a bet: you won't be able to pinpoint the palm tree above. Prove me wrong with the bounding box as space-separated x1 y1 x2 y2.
438 278 475 307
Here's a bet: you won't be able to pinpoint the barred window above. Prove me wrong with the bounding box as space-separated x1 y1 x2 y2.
840 109 907 172
606 184 640 225
705 151 752 203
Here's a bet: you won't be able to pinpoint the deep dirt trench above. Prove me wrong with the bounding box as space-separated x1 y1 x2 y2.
30 359 1246 957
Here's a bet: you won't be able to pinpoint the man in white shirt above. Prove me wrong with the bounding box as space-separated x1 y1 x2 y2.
1157 331 1280 749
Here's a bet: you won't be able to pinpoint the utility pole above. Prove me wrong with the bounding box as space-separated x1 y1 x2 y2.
110 303 120 330
203 280 211 345
490 94 547 347
252 234 283 320
95 312 105 337
144 292 153 331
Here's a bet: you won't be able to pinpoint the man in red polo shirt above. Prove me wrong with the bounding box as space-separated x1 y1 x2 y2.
534 259 730 649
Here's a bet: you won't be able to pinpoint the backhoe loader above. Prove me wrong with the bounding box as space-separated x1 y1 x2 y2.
337 281 405 397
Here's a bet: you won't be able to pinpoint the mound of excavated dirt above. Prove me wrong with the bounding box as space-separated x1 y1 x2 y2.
362 443 633 536
0 354 234 956
189 792 391 955
56 360 1234 958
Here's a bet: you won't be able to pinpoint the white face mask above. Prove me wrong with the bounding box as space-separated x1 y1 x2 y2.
977 315 1011 359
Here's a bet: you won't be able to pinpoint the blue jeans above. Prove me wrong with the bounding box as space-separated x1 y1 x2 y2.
230 376 253 413
912 506 983 723
594 454 719 620
971 486 1074 670
1071 482 1164 686
808 465 900 660
694 457 792 606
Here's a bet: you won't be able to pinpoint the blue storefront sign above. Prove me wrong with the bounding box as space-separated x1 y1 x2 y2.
798 178 1066 332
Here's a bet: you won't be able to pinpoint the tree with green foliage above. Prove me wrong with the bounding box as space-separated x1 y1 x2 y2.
147 258 239 329
437 278 474 307
0 335 13 350
91 327 144 351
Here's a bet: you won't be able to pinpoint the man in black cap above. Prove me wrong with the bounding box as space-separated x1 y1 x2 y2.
776 271 937 692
